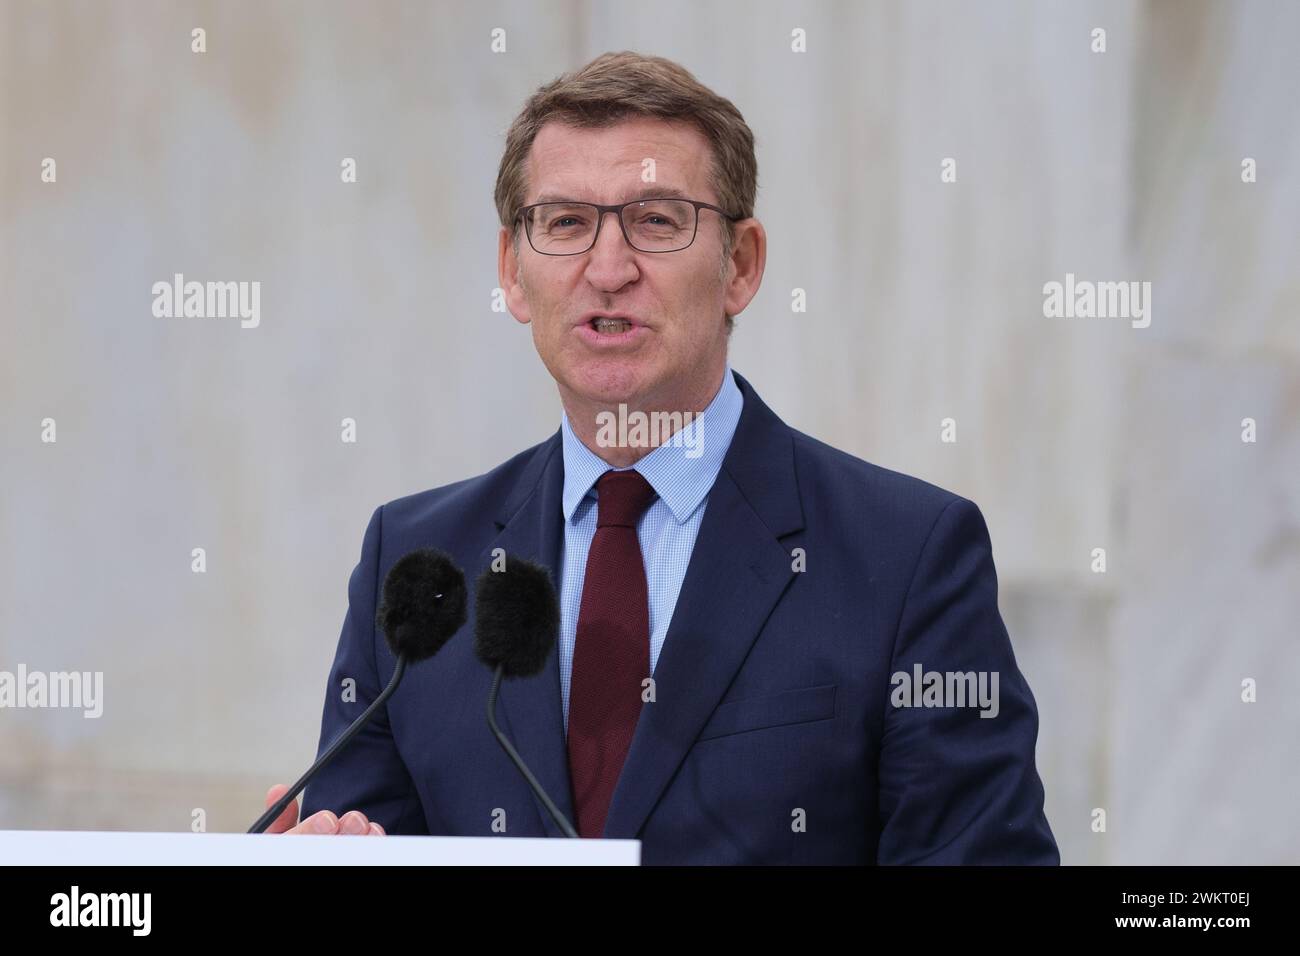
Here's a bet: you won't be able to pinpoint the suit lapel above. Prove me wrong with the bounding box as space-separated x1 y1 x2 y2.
484 433 577 837
603 372 805 839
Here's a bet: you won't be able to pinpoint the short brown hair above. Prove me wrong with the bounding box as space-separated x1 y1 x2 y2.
495 51 758 324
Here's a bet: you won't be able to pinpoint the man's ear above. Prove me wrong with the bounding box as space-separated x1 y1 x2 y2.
498 226 532 325
721 218 767 320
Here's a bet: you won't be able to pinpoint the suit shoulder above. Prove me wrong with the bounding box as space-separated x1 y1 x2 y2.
374 434 558 533
787 427 971 533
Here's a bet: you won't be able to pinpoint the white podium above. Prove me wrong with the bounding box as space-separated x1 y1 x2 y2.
0 829 640 865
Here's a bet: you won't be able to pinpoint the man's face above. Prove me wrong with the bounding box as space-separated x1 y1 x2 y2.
500 116 751 413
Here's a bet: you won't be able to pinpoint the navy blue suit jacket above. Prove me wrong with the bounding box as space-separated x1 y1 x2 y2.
301 370 1059 864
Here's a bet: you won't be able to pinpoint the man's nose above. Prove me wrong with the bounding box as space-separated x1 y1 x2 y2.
584 210 639 287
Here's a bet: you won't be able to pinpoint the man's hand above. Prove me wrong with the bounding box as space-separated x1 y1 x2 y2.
263 784 386 835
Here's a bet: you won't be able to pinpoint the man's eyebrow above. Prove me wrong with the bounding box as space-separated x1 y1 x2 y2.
531 185 692 204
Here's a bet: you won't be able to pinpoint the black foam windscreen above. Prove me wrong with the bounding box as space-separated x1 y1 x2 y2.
473 557 560 678
375 549 468 662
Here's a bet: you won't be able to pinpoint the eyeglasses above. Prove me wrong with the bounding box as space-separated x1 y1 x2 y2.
515 197 742 255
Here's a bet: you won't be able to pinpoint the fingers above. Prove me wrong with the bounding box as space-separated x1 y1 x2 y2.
287 810 341 835
337 810 371 835
263 783 301 834
261 783 384 836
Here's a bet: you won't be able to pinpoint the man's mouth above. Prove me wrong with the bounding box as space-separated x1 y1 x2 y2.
590 316 634 334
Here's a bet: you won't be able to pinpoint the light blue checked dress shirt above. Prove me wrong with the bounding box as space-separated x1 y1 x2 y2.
557 367 744 734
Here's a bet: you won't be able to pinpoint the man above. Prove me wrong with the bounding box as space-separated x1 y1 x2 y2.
269 51 1059 864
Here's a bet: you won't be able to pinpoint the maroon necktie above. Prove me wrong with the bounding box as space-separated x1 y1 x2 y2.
567 469 658 838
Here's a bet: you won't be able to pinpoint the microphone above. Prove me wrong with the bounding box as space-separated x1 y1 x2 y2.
473 557 577 838
248 548 467 834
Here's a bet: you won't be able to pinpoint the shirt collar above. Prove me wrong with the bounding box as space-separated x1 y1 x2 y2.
560 365 744 525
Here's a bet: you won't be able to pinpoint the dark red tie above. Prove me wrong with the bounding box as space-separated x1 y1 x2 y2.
567 469 658 838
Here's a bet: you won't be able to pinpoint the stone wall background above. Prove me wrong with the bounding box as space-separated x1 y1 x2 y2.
2 0 1296 863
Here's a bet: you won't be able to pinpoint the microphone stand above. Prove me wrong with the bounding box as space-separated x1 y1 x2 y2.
486 665 579 838
248 655 409 834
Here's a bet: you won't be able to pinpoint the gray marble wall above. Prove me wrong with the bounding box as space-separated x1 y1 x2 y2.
1 0 1296 863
